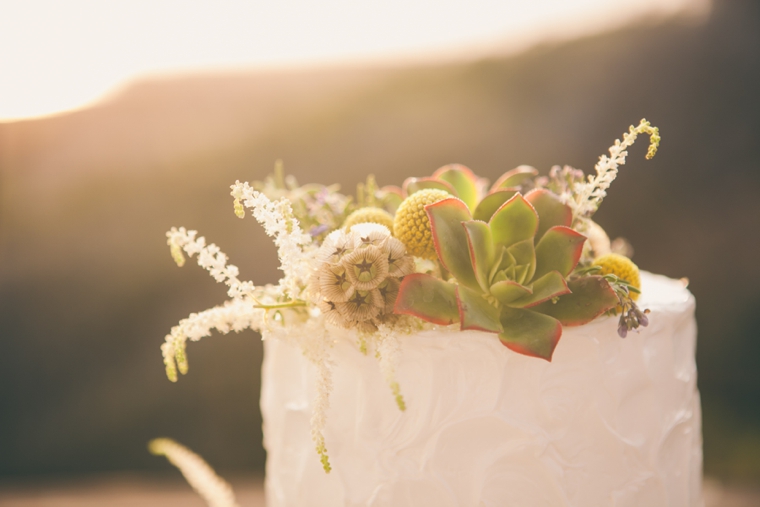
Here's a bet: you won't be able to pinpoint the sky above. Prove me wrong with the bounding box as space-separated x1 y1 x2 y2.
0 0 708 122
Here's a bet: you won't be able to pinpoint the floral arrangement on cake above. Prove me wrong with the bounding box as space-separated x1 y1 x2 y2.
160 119 660 473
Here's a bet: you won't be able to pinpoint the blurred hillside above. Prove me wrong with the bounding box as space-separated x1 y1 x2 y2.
1 0 759 483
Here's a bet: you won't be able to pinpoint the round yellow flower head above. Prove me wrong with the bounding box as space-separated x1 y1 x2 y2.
593 253 641 301
393 188 450 260
343 207 395 232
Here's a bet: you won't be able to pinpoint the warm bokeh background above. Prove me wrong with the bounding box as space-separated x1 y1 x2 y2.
1 0 758 491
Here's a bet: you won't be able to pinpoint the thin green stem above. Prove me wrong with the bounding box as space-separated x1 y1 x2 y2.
252 301 307 310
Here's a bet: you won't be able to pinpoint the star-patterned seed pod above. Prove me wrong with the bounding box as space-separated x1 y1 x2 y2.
318 229 354 264
377 277 400 313
383 236 414 277
319 264 355 302
337 289 383 322
343 245 389 290
350 222 391 249
311 223 415 330
318 299 345 327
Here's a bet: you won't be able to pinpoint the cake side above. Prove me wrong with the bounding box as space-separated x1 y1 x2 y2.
261 272 702 507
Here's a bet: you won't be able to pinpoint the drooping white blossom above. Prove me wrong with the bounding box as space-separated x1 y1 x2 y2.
265 315 335 472
375 323 406 411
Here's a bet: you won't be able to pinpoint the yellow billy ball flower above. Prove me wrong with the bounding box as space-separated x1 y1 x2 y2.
343 207 395 232
593 253 641 301
393 189 450 260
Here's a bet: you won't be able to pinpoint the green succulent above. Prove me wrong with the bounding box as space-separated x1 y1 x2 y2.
393 189 617 361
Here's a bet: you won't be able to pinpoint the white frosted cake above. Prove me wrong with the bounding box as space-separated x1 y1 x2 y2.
157 121 701 507
261 272 702 507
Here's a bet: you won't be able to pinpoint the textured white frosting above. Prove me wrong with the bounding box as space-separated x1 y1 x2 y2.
261 272 703 507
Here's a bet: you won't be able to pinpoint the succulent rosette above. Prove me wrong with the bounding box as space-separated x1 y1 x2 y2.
393 177 619 360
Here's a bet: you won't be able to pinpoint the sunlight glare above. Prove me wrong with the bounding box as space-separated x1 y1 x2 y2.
0 0 708 121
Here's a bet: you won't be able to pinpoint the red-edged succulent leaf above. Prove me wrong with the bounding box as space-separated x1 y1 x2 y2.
490 165 538 193
506 238 536 285
498 307 562 361
394 273 460 325
462 220 496 293
507 271 571 309
457 285 503 334
530 275 617 326
524 189 572 240
473 189 518 222
426 198 480 291
490 279 532 305
378 185 405 214
433 164 479 211
489 193 538 249
533 226 586 279
403 177 457 197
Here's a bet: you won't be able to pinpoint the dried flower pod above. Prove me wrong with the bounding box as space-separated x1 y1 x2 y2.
318 229 354 264
337 289 384 322
312 223 414 329
319 264 355 303
351 222 392 249
343 245 389 290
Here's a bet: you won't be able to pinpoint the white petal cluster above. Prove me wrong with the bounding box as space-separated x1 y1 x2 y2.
149 438 240 507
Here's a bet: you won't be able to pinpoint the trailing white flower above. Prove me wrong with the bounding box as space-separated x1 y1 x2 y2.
570 119 660 226
375 323 406 411
149 438 240 507
166 227 246 291
266 316 335 473
161 299 268 382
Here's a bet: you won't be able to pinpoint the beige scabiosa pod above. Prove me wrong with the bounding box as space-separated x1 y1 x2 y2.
311 223 414 330
393 188 450 259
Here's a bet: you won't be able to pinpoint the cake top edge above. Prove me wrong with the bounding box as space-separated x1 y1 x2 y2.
638 271 694 309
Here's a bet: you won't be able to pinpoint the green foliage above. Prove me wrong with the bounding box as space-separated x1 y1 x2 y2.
392 273 459 325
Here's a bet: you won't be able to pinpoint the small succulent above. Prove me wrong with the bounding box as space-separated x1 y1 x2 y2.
311 223 414 332
394 189 618 361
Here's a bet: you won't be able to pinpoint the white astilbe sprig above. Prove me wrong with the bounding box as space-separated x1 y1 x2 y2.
266 315 335 473
230 181 316 300
161 299 268 382
374 323 406 412
570 119 660 227
149 438 240 507
166 227 253 300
